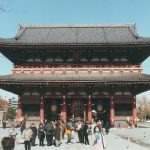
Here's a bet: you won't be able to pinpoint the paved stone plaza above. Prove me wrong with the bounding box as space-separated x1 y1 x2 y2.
0 126 150 150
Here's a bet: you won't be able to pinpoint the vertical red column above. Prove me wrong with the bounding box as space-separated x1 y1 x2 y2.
40 96 44 123
71 102 75 119
17 96 23 126
88 95 92 123
61 95 67 121
110 96 115 126
132 96 137 126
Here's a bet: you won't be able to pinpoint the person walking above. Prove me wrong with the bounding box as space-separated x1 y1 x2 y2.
22 125 33 150
93 126 106 150
83 121 89 145
38 123 45 146
54 122 62 147
30 123 37 146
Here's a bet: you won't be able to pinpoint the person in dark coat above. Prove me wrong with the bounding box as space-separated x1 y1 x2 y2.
54 122 62 147
83 121 89 145
105 122 110 134
20 121 26 135
45 121 54 146
77 121 84 143
2 120 6 129
30 123 37 146
1 137 15 150
38 123 45 146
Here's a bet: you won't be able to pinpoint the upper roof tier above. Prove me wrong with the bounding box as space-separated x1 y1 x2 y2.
0 24 150 46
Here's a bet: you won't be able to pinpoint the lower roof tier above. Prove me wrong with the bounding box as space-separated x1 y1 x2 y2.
0 72 150 84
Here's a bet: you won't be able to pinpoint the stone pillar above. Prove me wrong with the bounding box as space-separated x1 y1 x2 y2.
40 96 44 123
61 95 67 121
88 95 92 123
17 96 23 126
132 96 137 126
110 96 115 127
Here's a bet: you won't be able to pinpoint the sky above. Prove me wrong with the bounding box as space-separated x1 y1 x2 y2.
0 0 150 99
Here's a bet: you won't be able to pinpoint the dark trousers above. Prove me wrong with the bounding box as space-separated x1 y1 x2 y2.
31 137 36 146
78 131 84 143
84 134 89 145
39 138 44 146
24 140 31 150
46 134 53 145
67 135 71 143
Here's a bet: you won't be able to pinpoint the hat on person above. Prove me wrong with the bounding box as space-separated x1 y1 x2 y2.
97 121 102 125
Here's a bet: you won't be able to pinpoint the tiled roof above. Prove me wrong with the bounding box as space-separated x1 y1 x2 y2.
0 24 150 45
0 72 150 83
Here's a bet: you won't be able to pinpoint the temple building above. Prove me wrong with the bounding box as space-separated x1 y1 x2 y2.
0 24 150 127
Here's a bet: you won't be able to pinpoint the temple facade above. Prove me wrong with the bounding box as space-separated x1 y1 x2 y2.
0 24 150 127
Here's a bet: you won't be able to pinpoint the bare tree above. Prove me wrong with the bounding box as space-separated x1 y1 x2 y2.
138 97 150 123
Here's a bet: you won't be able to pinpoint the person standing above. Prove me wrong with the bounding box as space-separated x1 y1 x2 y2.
77 121 84 143
1 137 15 150
104 122 110 135
65 122 73 143
54 122 62 147
45 121 54 146
38 123 45 146
8 123 17 140
20 121 26 135
83 121 89 145
22 125 33 150
60 120 66 139
93 126 106 150
2 120 6 129
30 123 37 146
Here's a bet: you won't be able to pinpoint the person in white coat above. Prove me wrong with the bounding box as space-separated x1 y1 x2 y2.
22 125 33 150
93 126 106 150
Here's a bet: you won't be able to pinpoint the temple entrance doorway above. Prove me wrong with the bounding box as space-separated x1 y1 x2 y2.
44 99 62 121
67 99 88 120
92 98 110 125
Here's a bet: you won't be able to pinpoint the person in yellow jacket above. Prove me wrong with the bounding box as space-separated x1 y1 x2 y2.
65 122 74 144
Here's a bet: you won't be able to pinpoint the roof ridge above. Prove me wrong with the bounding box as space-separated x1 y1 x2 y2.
128 26 139 39
19 23 136 28
15 26 26 40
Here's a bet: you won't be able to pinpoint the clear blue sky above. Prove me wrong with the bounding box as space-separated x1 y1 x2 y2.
0 0 150 98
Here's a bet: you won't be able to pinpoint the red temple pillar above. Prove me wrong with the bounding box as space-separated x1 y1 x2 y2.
17 96 23 126
40 96 44 123
110 96 115 126
71 102 75 119
88 95 92 123
132 96 137 126
61 95 67 121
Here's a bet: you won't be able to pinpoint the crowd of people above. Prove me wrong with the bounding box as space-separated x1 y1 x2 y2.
1 119 109 150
